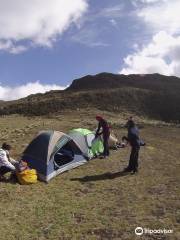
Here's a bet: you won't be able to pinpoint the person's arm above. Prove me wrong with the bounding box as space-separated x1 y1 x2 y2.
6 161 16 170
95 122 101 137
9 157 18 165
6 151 18 168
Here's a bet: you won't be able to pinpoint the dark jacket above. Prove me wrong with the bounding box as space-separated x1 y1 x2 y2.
96 119 110 138
127 126 140 147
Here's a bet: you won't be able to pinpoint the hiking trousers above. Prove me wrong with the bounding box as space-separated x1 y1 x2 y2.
103 133 110 157
128 146 140 171
0 166 14 176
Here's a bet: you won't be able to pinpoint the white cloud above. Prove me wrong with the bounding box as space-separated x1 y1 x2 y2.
0 81 67 101
120 55 172 75
120 0 180 77
120 31 180 76
137 0 180 34
0 40 27 54
0 0 88 53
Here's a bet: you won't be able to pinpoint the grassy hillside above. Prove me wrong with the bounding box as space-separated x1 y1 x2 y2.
0 112 179 240
0 73 180 122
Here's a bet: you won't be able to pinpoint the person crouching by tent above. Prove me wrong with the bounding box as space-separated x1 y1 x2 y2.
95 116 110 158
122 118 141 174
0 143 18 181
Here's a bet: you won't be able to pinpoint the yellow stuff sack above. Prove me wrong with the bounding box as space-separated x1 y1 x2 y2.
16 169 37 185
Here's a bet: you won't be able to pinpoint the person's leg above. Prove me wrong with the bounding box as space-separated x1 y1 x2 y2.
124 147 135 171
103 138 107 156
0 166 13 175
0 166 13 180
106 136 110 156
133 147 140 172
103 135 109 157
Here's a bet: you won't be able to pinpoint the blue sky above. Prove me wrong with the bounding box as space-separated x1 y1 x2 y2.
0 0 180 100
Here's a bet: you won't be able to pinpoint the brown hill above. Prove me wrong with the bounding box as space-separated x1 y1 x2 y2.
0 73 180 122
67 72 180 92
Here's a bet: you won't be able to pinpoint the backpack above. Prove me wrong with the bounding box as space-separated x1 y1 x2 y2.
16 169 37 185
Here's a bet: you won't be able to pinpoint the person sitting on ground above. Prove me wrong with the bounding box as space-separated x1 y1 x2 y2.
95 115 110 158
122 117 141 174
0 143 18 181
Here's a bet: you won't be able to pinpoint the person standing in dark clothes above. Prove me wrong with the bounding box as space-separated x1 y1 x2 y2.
122 118 140 173
95 116 110 158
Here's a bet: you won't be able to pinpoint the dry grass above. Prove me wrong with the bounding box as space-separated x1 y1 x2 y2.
0 112 179 240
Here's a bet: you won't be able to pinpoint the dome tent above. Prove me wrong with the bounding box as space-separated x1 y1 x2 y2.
68 128 104 159
21 131 87 182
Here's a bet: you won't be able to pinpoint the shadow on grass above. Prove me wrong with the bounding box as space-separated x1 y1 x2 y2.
71 171 129 182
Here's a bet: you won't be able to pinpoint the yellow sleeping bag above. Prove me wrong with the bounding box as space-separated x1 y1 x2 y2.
16 169 37 185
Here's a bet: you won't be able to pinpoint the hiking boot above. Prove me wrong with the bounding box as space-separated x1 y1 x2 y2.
131 169 138 174
123 167 133 172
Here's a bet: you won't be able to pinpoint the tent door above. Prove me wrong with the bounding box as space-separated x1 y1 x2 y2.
52 140 81 170
54 149 74 170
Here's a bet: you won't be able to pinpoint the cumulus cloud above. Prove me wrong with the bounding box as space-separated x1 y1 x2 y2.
120 0 180 77
0 0 88 53
137 0 180 34
121 55 171 75
0 81 67 101
120 31 180 76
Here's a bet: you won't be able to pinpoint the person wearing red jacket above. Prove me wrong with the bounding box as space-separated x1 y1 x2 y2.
95 116 110 158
